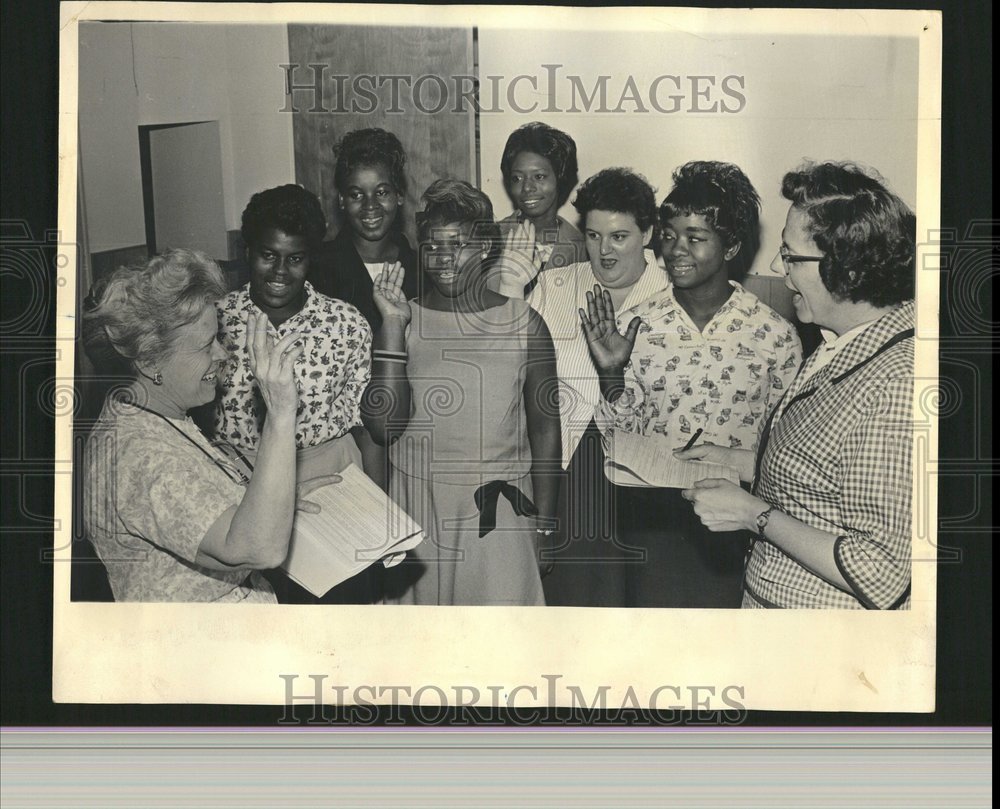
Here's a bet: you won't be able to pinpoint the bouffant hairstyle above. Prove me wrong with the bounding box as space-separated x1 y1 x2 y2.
416 179 501 265
659 161 761 276
333 127 408 196
240 184 327 251
82 249 227 376
572 168 658 235
500 122 579 205
781 161 915 307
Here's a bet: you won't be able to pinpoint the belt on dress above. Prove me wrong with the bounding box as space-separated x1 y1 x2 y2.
473 480 537 537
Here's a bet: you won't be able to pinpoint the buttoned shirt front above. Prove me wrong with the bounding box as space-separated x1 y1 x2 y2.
526 250 669 468
596 282 802 467
745 301 916 610
214 282 372 451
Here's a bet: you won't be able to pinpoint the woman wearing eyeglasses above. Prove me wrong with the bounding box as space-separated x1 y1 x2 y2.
82 249 331 602
362 179 561 606
677 161 916 609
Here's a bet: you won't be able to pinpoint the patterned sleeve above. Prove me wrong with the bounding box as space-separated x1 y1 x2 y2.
832 373 913 609
773 319 803 394
340 311 373 430
594 356 649 435
116 437 243 564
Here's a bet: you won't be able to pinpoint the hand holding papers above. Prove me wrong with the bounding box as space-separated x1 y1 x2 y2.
281 464 425 598
604 429 739 488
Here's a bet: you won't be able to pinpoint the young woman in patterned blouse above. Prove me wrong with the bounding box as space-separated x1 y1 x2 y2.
679 162 915 610
213 184 375 603
581 161 801 607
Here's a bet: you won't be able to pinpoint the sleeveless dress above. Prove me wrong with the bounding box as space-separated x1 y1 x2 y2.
385 298 545 606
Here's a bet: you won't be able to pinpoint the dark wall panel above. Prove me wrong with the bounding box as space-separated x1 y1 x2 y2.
288 24 476 245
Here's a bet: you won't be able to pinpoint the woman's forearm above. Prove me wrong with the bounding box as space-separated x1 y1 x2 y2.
362 318 412 445
222 410 299 568
528 426 561 519
597 367 627 404
524 322 562 520
751 507 851 592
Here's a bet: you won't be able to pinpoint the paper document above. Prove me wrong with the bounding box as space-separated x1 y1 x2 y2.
281 464 424 597
604 429 740 488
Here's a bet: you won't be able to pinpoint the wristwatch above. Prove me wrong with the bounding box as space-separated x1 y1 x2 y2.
754 506 774 538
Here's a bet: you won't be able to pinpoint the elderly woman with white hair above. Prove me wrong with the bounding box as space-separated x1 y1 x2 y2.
82 248 333 603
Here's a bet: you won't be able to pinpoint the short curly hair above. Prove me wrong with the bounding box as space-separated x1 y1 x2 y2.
416 179 501 265
781 161 915 307
572 168 658 235
82 249 227 376
500 122 579 206
240 184 327 250
333 127 408 197
418 178 496 234
660 161 760 247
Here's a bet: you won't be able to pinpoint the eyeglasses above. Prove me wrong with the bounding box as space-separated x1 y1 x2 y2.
423 237 477 256
778 247 825 273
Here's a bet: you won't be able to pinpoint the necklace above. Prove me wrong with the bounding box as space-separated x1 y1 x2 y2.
118 398 253 486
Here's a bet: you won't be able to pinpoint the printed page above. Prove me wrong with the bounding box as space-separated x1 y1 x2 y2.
282 464 424 597
605 430 739 488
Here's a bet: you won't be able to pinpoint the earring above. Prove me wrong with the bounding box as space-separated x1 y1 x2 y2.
152 372 163 386
482 251 489 259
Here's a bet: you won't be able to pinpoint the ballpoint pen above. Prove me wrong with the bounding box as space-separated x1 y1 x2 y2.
681 428 704 452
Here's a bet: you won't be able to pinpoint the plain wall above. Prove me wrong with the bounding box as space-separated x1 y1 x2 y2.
78 22 295 255
78 22 919 273
478 29 919 277
287 24 476 246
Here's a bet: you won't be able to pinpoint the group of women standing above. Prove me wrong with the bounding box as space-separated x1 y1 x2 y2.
82 121 916 612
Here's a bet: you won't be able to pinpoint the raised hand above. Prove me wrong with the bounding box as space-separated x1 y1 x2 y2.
245 312 302 419
578 285 641 373
490 219 539 297
372 262 411 325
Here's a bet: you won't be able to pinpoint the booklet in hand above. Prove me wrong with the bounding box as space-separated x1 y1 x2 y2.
281 463 425 598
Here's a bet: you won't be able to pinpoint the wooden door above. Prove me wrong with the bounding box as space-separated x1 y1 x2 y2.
287 24 477 245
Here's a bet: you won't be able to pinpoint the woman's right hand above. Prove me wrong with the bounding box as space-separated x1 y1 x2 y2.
373 262 411 325
673 443 755 483
491 219 539 296
579 285 641 373
246 312 302 420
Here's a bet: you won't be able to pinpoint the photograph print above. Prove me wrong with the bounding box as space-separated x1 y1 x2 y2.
55 3 941 712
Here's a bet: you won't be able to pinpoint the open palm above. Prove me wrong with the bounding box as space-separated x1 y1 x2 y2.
245 312 302 419
490 219 539 296
372 262 411 325
578 285 641 372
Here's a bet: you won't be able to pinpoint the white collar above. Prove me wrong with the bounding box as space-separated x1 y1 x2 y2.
819 319 876 353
